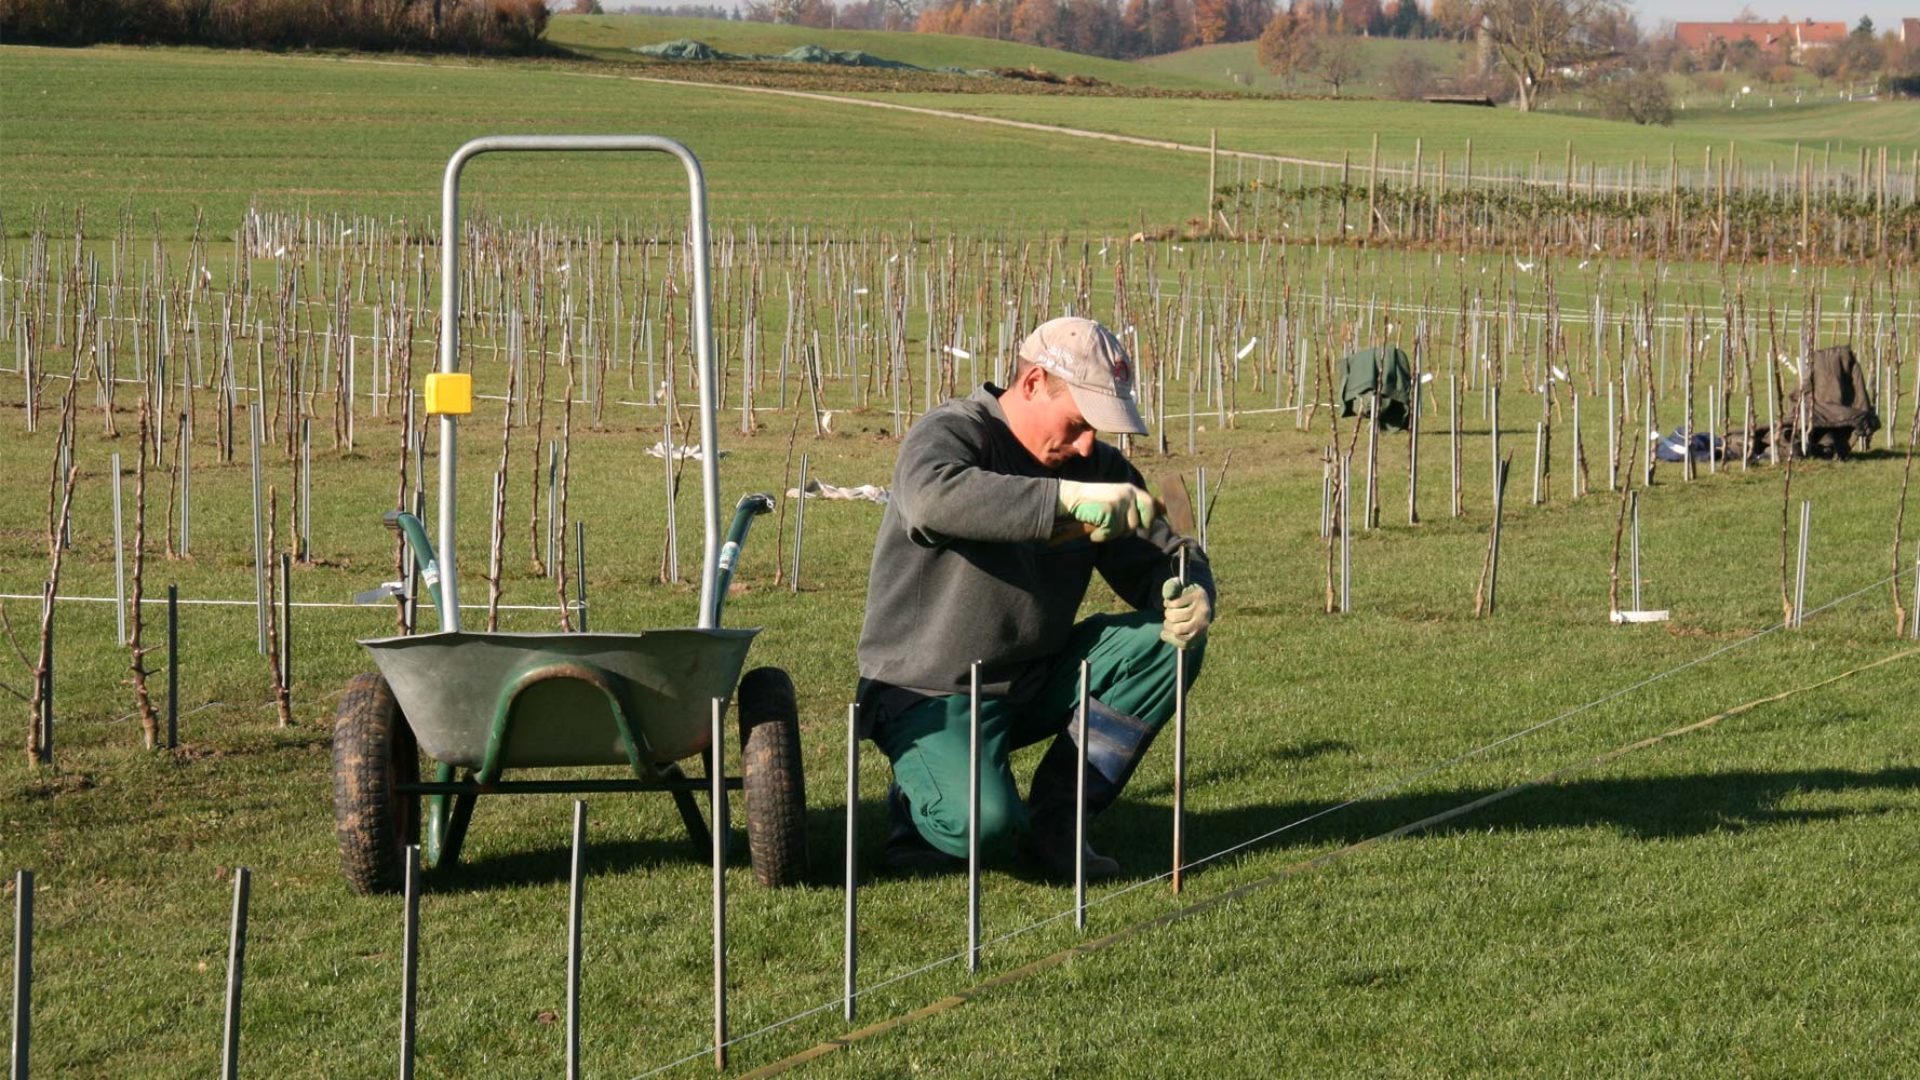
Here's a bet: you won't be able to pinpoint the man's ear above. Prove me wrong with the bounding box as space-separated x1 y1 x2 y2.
1013 363 1042 399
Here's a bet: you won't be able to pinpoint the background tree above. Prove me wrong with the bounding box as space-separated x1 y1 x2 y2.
1480 0 1625 111
1310 28 1363 94
1431 0 1478 43
1383 46 1435 98
1256 6 1319 86
1190 0 1231 45
1592 68 1672 124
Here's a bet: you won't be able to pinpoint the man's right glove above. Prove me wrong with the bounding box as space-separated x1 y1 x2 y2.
1160 577 1211 649
1057 480 1157 543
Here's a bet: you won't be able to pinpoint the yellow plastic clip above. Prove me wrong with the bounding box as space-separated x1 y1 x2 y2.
424 372 472 416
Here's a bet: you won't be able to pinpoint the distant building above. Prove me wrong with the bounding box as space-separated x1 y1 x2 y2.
1901 18 1920 45
1671 18 1848 62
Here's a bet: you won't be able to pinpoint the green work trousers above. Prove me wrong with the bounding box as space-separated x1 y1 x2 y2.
870 610 1203 859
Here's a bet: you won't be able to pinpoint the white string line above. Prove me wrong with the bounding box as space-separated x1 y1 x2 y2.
0 591 569 613
626 567 1906 1080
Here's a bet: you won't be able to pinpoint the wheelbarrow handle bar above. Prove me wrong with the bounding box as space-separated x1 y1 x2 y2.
711 493 776 626
384 511 444 613
439 135 723 634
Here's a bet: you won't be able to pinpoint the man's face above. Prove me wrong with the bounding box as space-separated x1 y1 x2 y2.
1025 377 1097 468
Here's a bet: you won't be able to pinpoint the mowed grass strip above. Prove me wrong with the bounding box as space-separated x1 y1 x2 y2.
547 13 1221 92
2 361 1915 1076
0 45 1207 236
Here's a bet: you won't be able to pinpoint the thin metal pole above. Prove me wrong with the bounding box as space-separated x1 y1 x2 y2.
180 411 191 556
843 703 858 1024
710 698 727 1071
112 451 126 645
9 870 29 1080
279 553 292 690
1172 544 1190 894
300 420 311 559
36 615 51 765
399 845 419 1080
1531 421 1544 506
1319 457 1331 539
967 661 982 974
1629 490 1643 611
220 867 251 1080
250 405 266 653
1340 453 1353 613
1074 661 1089 930
792 452 808 593
1487 459 1509 616
1794 500 1811 629
574 522 588 633
166 584 179 750
1910 549 1919 641
1408 380 1421 524
566 801 586 1080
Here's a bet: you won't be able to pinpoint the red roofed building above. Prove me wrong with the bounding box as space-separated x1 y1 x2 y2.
1671 18 1848 62
1903 18 1920 44
1790 19 1848 50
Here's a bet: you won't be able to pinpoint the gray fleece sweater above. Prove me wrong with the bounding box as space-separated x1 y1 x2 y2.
857 385 1214 705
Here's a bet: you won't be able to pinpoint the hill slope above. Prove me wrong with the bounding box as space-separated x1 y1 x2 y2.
549 14 1218 92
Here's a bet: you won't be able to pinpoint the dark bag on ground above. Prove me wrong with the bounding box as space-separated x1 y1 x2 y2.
1778 344 1879 459
1339 345 1413 433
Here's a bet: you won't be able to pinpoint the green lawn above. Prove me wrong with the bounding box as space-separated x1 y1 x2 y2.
547 13 1218 91
1141 34 1473 97
2 36 1918 1080
0 45 1214 237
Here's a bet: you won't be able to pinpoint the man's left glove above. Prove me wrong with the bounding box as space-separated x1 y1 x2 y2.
1160 578 1211 649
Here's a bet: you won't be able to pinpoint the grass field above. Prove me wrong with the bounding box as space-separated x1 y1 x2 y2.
548 13 1220 91
6 44 1914 245
1141 35 1473 96
3 32 1920 1080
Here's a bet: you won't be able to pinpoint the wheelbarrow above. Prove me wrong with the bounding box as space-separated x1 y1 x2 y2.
331 136 806 895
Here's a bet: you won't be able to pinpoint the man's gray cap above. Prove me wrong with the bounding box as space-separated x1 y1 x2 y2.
1016 316 1148 436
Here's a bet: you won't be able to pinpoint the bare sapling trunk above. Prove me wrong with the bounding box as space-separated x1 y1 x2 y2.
527 292 551 576
28 386 80 765
1778 453 1796 626
1891 401 1920 633
129 400 161 748
488 327 520 633
1608 431 1643 616
772 407 802 587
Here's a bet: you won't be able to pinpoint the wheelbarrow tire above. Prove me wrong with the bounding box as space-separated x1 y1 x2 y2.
332 672 420 895
737 666 808 888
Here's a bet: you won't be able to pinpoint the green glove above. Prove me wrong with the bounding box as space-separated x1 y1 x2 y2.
1160 577 1211 649
1057 479 1157 543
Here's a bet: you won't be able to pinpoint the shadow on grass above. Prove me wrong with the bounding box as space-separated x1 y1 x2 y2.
417 765 1918 893
1098 764 1920 886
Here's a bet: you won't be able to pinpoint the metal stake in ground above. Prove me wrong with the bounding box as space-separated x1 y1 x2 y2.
167 584 179 750
1074 661 1089 930
710 697 728 1071
221 867 251 1080
566 801 586 1080
250 405 266 654
1794 500 1812 629
967 660 982 975
279 553 292 691
1630 491 1643 612
792 453 808 593
400 844 420 1080
1172 547 1190 895
574 523 589 633
10 869 29 1080
113 451 126 646
843 703 858 1024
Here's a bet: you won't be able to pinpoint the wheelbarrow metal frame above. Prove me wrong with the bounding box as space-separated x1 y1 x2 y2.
435 135 726 632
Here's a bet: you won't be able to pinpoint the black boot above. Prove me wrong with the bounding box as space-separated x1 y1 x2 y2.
1023 699 1156 881
881 783 964 875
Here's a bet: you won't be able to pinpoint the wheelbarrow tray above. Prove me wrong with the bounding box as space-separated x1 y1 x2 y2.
360 628 758 772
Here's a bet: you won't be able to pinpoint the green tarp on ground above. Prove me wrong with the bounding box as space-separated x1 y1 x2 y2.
631 38 979 75
1339 345 1414 433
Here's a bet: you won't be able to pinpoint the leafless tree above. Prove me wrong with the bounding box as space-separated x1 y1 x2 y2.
1480 0 1625 111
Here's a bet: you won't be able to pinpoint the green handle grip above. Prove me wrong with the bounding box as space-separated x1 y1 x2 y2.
711 493 775 627
383 510 444 612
